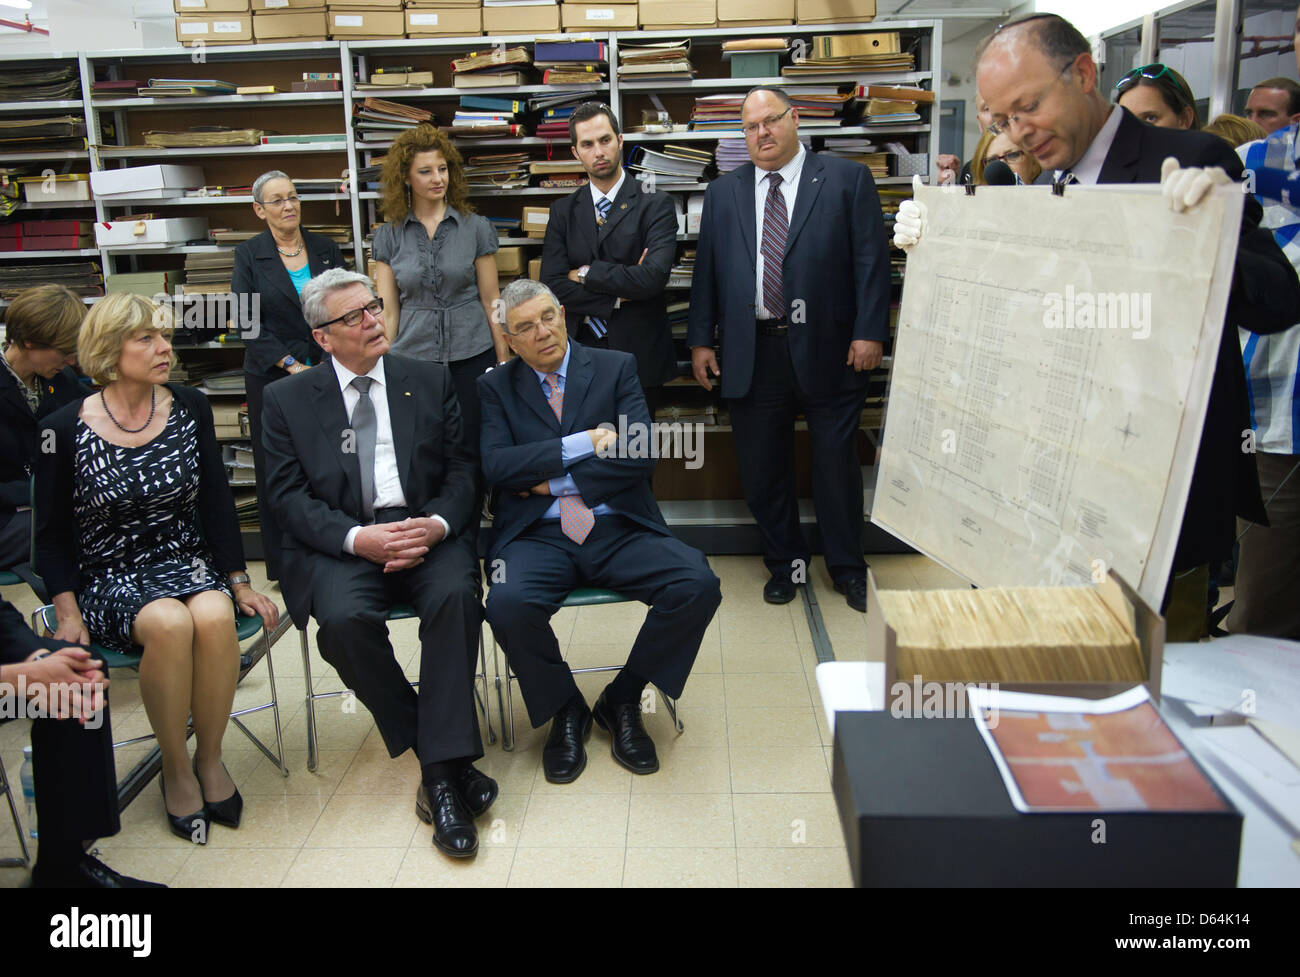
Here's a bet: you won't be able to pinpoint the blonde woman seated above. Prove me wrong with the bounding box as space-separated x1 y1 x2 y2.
35 293 279 845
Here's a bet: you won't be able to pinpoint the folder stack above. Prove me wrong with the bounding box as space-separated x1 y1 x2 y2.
451 46 533 89
352 98 435 147
616 40 694 82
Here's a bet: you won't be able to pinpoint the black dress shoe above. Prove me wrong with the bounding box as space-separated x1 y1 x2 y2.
416 780 478 858
160 775 209 845
194 757 243 828
834 575 868 613
32 853 166 889
592 691 659 774
454 763 499 818
763 574 797 604
542 699 593 784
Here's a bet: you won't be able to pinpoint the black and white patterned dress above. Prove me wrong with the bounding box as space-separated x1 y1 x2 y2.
74 398 233 654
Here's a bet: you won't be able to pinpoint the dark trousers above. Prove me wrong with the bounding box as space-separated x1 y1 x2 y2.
0 509 29 571
485 516 721 727
728 333 869 580
1 660 120 854
1227 451 1300 638
246 369 288 581
310 529 485 764
448 348 496 546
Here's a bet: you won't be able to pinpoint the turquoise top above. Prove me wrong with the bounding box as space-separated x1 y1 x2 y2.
288 264 311 295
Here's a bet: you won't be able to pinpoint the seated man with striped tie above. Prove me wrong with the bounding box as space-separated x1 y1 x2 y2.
479 279 721 783
261 268 495 859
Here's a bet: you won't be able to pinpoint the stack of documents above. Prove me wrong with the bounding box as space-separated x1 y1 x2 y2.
352 98 435 146
0 115 86 153
144 128 265 148
138 79 239 97
0 66 80 101
452 47 533 89
617 41 694 82
181 252 237 295
0 261 102 300
466 153 531 190
626 144 711 189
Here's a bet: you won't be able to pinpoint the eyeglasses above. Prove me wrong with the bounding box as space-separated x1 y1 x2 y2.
986 59 1077 136
1114 63 1193 102
510 309 560 338
319 297 383 330
742 107 793 137
259 194 300 209
982 149 1026 166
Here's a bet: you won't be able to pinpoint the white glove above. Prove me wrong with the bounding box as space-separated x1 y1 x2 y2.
1160 156 1231 213
893 175 927 252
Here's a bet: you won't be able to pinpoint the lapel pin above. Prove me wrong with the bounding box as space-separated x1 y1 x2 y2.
404 391 411 396
620 203 627 210
812 178 819 183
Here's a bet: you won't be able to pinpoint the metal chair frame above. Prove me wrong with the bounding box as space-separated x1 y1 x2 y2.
32 604 288 776
492 588 684 752
298 604 496 772
0 754 30 868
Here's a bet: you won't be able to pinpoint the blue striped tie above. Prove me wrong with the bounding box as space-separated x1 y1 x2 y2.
585 196 614 339
761 172 788 319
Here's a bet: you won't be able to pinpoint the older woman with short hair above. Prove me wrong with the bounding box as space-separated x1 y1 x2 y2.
0 284 88 570
36 292 279 845
234 169 346 582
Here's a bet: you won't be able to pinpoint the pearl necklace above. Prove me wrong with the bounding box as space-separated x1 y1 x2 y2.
276 238 304 258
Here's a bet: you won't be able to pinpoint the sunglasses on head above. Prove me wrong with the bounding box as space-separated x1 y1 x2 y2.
1115 63 1192 101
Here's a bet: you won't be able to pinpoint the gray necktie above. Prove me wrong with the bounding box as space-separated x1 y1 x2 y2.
349 376 376 521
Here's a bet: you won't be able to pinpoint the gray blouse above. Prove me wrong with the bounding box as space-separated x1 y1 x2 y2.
372 206 499 363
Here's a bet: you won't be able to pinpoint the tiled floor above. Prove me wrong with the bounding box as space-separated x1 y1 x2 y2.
0 552 965 888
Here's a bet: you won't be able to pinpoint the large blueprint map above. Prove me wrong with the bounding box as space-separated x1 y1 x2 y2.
872 183 1242 606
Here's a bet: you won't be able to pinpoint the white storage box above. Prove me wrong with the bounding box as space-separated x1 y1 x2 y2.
90 165 205 200
94 217 210 248
18 174 91 203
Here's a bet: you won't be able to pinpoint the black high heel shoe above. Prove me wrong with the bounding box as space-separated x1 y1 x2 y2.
194 756 243 829
160 775 209 845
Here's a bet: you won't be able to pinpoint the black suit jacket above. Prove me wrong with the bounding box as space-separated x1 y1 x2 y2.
477 340 670 562
1036 108 1300 568
1 597 45 662
541 175 678 388
34 383 245 599
261 354 477 626
687 150 891 400
0 365 87 534
234 228 344 377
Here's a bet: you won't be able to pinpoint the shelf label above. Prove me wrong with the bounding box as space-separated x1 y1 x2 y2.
180 22 210 34
264 0 289 6
179 0 207 7
586 8 616 19
410 13 439 24
333 14 363 26
214 20 243 32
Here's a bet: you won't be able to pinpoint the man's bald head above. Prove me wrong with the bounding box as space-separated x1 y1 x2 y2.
975 13 1111 173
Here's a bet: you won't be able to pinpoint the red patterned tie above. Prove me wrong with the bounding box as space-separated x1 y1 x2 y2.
761 171 788 319
544 372 595 544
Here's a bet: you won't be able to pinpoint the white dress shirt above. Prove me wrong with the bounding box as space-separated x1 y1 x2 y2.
753 142 806 319
1054 104 1123 186
333 357 450 554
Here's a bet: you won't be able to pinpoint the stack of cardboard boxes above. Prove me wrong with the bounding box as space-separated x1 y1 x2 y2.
175 0 875 43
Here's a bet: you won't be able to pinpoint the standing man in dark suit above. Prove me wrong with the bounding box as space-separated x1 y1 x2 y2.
260 268 495 858
541 102 678 412
896 13 1300 634
479 280 720 784
688 86 891 612
234 170 346 583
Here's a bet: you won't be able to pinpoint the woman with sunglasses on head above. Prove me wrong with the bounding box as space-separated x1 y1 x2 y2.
1115 63 1201 130
233 170 345 583
372 126 508 477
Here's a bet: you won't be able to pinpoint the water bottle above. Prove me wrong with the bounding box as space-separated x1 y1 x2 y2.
19 745 36 839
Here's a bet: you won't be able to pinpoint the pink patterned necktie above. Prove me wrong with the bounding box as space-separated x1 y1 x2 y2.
544 372 595 544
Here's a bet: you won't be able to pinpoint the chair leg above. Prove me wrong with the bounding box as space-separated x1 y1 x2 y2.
263 629 287 776
493 631 515 752
659 689 684 735
0 755 30 868
300 628 319 773
476 628 497 747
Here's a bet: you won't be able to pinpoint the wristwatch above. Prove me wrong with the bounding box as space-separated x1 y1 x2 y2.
577 265 591 285
228 573 251 587
281 355 297 370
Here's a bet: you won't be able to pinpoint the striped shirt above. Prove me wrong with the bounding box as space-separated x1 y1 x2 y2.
1239 126 1300 453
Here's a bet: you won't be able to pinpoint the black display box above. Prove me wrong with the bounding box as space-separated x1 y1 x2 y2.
832 712 1242 887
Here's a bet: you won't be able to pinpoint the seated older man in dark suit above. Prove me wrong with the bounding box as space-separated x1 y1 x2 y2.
478 279 721 784
260 268 494 858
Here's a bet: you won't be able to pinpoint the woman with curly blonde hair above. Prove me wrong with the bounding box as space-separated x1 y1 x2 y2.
372 124 507 483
